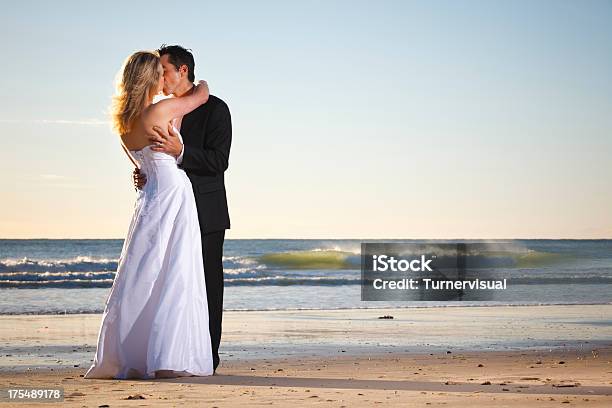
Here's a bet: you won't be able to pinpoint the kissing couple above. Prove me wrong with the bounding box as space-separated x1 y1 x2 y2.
84 44 231 379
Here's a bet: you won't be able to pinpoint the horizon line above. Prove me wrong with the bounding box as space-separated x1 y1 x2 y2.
1 237 611 241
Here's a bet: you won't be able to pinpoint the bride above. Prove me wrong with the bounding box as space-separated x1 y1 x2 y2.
84 50 214 379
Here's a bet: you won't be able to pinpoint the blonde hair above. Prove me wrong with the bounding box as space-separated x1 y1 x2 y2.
111 50 161 136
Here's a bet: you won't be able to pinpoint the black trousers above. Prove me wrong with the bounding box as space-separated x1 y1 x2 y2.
201 229 225 370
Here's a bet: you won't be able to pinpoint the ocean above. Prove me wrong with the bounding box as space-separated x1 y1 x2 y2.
0 239 610 314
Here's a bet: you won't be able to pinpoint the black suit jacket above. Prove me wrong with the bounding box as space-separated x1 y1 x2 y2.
178 95 231 233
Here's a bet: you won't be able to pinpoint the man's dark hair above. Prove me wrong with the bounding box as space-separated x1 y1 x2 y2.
158 44 195 82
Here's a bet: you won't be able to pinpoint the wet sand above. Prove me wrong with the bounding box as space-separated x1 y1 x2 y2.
0 305 611 406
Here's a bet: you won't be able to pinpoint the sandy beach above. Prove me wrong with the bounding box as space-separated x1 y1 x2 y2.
1 305 611 406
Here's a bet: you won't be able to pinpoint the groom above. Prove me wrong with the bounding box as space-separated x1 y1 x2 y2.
133 44 231 374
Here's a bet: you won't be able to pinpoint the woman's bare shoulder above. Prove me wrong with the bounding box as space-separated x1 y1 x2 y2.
141 101 170 127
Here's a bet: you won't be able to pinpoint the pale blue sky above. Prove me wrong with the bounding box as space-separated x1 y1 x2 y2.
1 0 611 238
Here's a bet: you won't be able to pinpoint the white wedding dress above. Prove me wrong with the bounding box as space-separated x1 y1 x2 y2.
84 127 214 379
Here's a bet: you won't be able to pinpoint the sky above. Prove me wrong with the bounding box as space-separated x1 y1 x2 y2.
0 0 611 239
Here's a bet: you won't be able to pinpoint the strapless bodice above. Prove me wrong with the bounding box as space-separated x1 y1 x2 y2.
129 124 183 169
129 145 178 168
129 125 186 196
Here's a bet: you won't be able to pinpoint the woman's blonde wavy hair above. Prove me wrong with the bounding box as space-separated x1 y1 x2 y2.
111 50 161 136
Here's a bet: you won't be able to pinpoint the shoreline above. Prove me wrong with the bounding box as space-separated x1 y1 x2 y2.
1 301 611 316
1 304 611 369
